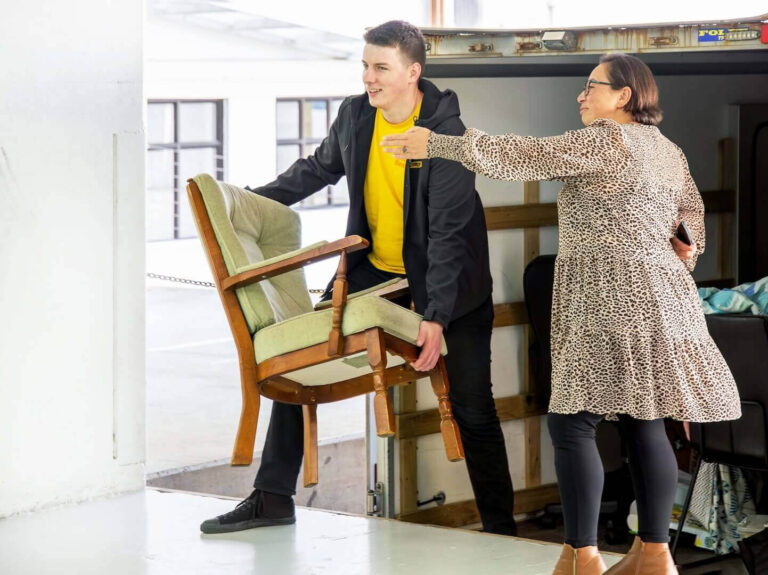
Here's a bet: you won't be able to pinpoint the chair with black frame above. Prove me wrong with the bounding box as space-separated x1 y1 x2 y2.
671 313 768 573
523 254 633 545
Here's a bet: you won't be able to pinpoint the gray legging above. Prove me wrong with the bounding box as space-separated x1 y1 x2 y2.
547 412 679 548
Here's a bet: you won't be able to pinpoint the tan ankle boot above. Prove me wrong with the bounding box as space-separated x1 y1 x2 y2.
634 541 676 574
603 537 643 574
552 544 607 575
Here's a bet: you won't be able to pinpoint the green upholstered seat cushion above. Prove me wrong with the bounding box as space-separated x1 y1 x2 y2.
254 294 447 364
193 173 313 333
313 277 403 311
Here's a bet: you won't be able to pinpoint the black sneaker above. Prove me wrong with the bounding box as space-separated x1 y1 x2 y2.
200 489 296 534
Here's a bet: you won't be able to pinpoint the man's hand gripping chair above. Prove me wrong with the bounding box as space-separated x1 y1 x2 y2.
186 174 464 487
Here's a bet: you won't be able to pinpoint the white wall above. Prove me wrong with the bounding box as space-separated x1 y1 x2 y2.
0 1 145 516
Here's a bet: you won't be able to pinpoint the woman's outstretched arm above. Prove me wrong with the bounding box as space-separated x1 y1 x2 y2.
382 119 630 182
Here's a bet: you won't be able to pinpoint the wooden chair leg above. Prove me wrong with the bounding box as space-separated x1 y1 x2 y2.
366 328 395 436
231 368 260 466
303 404 319 488
429 358 465 462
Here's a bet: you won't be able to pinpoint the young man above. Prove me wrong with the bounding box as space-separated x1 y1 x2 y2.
200 20 516 536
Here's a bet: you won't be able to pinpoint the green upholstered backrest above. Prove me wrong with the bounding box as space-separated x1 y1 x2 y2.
193 173 313 333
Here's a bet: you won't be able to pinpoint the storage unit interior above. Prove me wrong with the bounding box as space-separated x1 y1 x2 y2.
392 37 768 530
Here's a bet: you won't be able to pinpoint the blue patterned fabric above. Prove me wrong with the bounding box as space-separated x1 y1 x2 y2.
699 277 768 315
688 463 756 553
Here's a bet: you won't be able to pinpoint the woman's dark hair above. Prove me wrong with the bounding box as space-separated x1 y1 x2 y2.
599 53 663 126
363 21 427 72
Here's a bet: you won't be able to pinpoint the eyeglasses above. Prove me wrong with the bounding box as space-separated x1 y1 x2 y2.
582 79 612 96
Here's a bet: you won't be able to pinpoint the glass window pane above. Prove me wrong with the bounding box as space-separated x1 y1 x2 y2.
146 149 175 241
179 102 217 143
178 148 218 238
304 143 319 158
330 99 343 123
146 188 175 241
147 149 174 189
176 196 198 239
301 145 327 206
276 101 300 140
277 144 300 174
300 144 323 208
147 103 174 144
303 100 328 139
178 147 217 182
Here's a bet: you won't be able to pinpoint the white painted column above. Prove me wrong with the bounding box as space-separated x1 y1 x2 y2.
0 0 145 516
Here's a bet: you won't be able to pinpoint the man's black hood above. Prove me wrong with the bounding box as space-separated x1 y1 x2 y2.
416 78 462 131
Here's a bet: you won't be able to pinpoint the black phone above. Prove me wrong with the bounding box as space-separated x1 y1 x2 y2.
676 221 693 246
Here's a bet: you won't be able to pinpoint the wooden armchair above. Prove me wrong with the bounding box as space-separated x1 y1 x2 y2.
186 174 464 487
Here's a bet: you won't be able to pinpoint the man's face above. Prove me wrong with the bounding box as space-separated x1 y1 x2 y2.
362 44 419 112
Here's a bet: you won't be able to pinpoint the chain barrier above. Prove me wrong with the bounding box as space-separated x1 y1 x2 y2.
146 272 326 294
146 272 216 288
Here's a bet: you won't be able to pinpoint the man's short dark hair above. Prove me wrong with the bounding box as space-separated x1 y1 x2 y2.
363 20 426 70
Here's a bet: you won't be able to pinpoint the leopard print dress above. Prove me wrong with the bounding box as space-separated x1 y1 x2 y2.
428 119 740 422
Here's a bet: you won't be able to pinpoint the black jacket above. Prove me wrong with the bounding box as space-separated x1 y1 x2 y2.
249 78 492 329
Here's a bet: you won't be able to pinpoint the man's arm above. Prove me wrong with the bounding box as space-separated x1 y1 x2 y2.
410 120 478 372
248 99 349 206
422 124 478 330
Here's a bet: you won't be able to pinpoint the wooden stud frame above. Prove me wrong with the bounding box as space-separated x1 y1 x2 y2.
523 181 542 489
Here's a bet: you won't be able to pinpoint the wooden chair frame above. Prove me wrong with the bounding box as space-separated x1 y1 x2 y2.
186 179 464 487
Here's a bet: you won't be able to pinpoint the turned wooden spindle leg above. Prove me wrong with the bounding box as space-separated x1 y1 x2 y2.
328 251 348 357
302 403 319 487
366 328 395 436
429 358 465 462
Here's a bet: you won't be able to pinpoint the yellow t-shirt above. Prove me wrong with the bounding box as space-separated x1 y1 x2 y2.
364 101 422 274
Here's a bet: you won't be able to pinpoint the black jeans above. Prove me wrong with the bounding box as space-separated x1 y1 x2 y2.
547 412 678 547
253 258 517 535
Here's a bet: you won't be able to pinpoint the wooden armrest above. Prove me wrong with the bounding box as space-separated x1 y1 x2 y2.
313 278 410 310
221 235 369 292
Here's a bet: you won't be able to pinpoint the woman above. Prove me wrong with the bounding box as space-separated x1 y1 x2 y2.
382 53 740 575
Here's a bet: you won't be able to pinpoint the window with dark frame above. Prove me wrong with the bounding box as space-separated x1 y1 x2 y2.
146 100 225 241
276 97 349 208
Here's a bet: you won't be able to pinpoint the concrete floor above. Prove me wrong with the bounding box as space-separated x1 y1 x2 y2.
0 489 622 575
148 436 368 515
514 519 749 575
